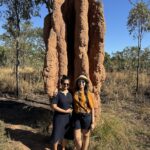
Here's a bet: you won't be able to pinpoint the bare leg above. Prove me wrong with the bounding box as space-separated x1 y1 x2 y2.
82 130 90 150
53 141 59 150
74 129 82 150
62 139 67 150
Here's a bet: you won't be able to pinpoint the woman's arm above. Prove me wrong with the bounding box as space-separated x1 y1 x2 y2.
88 92 95 130
52 104 72 113
91 108 95 130
91 108 95 123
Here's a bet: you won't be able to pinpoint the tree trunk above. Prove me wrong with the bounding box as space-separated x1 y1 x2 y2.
136 26 142 93
15 39 19 97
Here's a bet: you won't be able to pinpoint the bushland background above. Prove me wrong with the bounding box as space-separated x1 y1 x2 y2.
0 0 150 150
0 27 150 149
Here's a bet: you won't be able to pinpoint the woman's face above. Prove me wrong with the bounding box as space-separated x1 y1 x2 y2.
77 79 86 90
62 79 70 90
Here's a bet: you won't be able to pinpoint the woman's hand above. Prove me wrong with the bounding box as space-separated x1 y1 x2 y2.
52 104 72 114
91 122 95 130
65 108 73 113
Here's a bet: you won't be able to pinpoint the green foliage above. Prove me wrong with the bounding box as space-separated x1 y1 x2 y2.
127 1 150 92
0 0 42 96
104 47 150 72
140 47 150 69
104 52 113 71
0 0 45 69
0 0 39 22
0 0 39 36
127 1 150 38
0 22 45 69
18 22 45 68
0 46 7 66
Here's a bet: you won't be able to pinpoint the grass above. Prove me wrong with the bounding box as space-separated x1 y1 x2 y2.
0 68 150 150
0 117 26 150
0 67 44 95
101 72 150 104
94 71 150 150
0 120 9 150
90 114 135 150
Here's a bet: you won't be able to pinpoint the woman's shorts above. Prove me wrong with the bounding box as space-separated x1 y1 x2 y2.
73 113 92 130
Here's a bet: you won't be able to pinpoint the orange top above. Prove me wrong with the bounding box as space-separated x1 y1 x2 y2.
73 91 94 113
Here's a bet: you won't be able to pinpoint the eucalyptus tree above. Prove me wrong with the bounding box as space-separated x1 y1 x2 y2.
0 0 39 96
122 46 138 71
19 23 45 69
127 0 150 92
0 22 45 69
0 45 7 66
140 47 150 72
104 52 113 71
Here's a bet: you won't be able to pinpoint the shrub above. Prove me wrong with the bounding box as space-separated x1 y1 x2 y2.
90 114 135 150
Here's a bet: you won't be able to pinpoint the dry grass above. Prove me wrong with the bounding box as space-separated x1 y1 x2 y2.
101 72 150 104
0 120 9 150
90 114 135 150
0 67 44 95
0 68 150 150
94 71 150 150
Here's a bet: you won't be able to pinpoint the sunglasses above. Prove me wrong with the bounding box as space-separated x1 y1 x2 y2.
63 83 69 86
78 80 85 84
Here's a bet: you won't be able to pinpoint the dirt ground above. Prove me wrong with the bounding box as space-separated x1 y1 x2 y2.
0 99 53 150
1 96 149 150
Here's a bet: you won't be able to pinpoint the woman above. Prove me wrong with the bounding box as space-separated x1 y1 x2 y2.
73 75 95 150
51 75 73 150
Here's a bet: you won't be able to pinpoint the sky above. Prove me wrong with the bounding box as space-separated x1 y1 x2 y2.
0 0 150 55
103 0 150 54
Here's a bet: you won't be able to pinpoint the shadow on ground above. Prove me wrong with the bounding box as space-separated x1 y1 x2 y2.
0 99 54 149
0 99 74 150
0 100 53 129
6 128 51 150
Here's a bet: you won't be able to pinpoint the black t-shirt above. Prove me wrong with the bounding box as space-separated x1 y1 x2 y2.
52 91 73 114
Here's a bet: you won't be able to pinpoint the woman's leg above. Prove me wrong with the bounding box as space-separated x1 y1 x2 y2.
53 141 59 150
81 130 90 150
62 139 67 150
74 129 82 150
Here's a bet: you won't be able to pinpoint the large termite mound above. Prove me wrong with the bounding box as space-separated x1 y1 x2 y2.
43 0 106 122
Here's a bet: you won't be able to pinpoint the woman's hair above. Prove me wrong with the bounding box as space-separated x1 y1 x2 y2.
60 75 70 84
75 79 89 96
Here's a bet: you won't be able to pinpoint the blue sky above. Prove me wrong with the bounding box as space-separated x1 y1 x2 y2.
0 0 150 55
103 0 150 54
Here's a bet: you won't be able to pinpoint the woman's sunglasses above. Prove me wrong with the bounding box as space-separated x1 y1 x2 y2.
78 80 85 84
63 83 69 86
